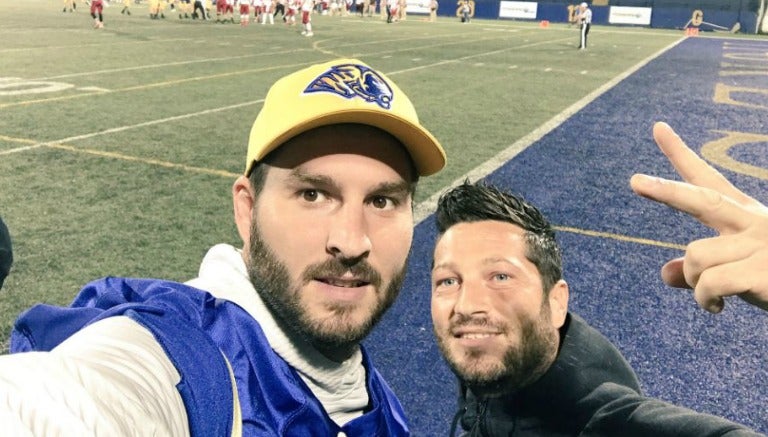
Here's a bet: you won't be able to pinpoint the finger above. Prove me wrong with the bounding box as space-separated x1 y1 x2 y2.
652 122 750 203
682 235 761 289
660 257 689 289
629 174 751 234
694 256 768 313
653 123 758 205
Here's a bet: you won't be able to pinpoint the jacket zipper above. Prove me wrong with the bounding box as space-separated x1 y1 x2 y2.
471 398 489 436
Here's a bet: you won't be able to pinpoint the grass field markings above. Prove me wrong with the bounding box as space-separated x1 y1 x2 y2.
8 33 590 176
78 86 111 92
4 34 588 156
0 99 264 160
386 59 459 74
0 144 42 156
0 135 38 155
37 49 315 81
12 27 529 108
310 38 342 56
0 61 310 110
0 135 37 145
0 89 110 109
478 21 689 39
47 143 240 178
63 99 265 140
545 67 553 72
8 32 511 109
581 70 588 74
0 136 41 156
1 28 678 167
7 30 516 109
0 38 195 54
413 35 686 247
329 29 510 53
332 21 543 49
509 65 518 69
368 33 574 73
365 33 532 58
452 35 576 62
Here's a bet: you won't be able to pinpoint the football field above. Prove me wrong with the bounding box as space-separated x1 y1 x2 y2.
1 0 767 434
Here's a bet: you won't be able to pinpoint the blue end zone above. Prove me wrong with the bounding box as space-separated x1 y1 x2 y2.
367 36 768 434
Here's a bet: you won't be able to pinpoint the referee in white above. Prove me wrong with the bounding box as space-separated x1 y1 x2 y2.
577 2 592 50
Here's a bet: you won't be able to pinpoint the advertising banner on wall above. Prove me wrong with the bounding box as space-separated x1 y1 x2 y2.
405 0 432 15
608 6 652 25
499 1 538 19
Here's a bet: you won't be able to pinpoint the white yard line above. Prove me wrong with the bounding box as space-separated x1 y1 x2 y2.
0 100 263 156
0 38 195 54
412 36 687 224
37 51 310 81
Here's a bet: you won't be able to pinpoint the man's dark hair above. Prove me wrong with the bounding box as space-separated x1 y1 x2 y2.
435 181 562 293
247 161 269 199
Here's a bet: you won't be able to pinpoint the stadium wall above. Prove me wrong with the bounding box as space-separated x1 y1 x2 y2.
424 0 762 33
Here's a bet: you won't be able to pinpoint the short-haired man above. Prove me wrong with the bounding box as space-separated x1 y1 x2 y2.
431 181 762 436
1 59 446 435
577 1 592 49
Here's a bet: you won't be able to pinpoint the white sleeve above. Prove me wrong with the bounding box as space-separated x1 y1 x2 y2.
0 316 190 436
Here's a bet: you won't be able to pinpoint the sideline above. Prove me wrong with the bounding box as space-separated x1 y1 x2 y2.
411 36 687 245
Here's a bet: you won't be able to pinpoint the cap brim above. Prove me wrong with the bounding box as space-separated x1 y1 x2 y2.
250 110 446 177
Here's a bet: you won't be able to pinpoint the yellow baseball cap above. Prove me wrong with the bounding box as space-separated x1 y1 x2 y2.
246 58 446 176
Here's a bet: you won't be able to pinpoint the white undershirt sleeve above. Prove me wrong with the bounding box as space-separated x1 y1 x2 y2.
0 316 190 436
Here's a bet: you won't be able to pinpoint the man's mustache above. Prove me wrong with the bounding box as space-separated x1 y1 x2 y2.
302 258 383 289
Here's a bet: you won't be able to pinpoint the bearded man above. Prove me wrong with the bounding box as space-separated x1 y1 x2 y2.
431 181 761 436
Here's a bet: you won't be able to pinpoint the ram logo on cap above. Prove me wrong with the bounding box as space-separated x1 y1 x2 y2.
304 63 394 110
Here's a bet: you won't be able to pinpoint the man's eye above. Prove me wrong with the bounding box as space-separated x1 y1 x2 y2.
370 196 396 210
494 273 510 281
436 278 458 288
302 190 320 202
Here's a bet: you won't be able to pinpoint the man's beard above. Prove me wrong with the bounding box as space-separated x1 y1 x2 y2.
436 301 559 397
246 224 406 353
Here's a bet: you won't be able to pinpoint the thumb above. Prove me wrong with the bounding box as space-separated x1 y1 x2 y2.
661 257 690 289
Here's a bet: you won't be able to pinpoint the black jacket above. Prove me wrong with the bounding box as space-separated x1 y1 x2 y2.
453 313 762 437
0 216 11 290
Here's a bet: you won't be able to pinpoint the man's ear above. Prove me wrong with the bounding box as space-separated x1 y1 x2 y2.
548 280 569 329
233 175 255 248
